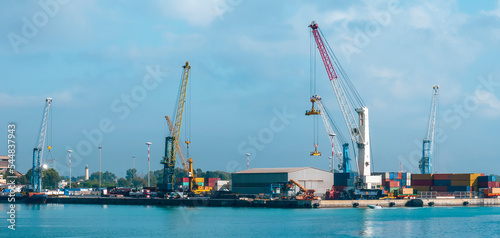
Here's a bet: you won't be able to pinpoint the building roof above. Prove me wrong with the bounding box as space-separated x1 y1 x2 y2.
0 155 9 161
0 160 9 169
233 167 329 174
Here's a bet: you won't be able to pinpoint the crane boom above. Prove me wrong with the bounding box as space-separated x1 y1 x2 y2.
312 95 342 169
160 62 191 192
309 21 380 190
32 98 52 192
420 85 439 174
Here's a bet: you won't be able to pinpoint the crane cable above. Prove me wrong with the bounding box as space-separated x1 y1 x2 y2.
310 29 319 149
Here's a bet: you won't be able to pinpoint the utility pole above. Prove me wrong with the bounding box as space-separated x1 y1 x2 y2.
68 150 72 189
146 142 152 187
132 155 135 179
98 146 102 193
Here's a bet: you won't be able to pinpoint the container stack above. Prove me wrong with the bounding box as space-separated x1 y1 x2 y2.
477 175 498 189
411 173 484 193
333 172 357 191
205 177 221 190
373 172 412 188
410 174 433 192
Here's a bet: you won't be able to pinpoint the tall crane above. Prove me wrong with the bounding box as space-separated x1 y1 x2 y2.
420 85 439 174
165 116 194 191
308 95 351 173
309 21 381 192
160 62 190 193
31 98 52 192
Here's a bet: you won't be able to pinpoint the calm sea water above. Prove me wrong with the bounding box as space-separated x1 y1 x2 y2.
1 203 500 237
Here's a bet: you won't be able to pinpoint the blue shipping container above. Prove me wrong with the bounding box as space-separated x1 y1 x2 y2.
433 180 451 186
447 186 470 192
390 173 394 180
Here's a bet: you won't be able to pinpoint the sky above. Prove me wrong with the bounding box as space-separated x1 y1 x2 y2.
1 0 500 179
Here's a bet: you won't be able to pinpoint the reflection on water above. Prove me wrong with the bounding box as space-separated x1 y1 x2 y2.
359 209 376 237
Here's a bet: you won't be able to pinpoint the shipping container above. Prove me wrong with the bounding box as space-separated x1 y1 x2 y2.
194 178 204 183
450 173 482 181
430 186 448 192
411 186 430 192
451 180 474 186
433 174 453 180
412 180 433 186
447 186 471 192
400 188 414 195
478 175 496 182
412 174 433 180
433 180 451 186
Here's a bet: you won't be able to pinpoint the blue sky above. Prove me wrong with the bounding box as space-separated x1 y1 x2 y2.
1 0 500 178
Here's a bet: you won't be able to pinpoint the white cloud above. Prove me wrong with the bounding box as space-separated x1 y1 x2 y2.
481 0 500 18
477 90 500 118
156 0 240 27
0 89 76 108
408 6 433 29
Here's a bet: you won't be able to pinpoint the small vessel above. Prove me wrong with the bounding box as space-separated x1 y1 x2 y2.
367 204 382 209
26 193 48 204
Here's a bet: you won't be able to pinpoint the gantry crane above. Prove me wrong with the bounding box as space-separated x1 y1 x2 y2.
309 21 382 196
31 98 52 192
420 85 439 174
159 62 190 193
311 95 351 173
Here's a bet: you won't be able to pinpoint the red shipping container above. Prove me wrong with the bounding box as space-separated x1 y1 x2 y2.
384 180 400 188
430 186 448 192
433 174 454 180
183 177 189 182
412 180 433 186
397 172 402 179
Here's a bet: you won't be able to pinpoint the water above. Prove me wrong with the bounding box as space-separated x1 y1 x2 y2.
1 204 500 237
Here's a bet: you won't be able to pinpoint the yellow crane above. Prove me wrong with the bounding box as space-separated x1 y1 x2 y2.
159 62 191 193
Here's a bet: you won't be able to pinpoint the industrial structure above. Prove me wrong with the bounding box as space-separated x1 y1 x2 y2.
31 98 52 192
232 167 333 196
420 86 439 174
308 21 382 197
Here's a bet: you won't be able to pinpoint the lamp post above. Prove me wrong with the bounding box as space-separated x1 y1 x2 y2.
246 153 250 170
98 146 102 193
68 150 72 189
146 142 152 187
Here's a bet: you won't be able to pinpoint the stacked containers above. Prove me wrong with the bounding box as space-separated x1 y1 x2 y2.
334 173 357 187
204 178 221 189
478 175 499 189
194 177 204 187
449 173 482 192
372 172 411 188
411 174 433 192
182 177 189 188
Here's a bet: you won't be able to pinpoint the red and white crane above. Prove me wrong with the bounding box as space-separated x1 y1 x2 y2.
309 21 381 192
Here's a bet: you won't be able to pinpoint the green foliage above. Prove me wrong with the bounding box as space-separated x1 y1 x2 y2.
126 169 137 181
131 177 147 188
89 171 117 184
118 178 131 187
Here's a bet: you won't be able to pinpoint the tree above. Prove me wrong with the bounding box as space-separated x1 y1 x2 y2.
131 177 147 188
43 168 60 189
118 178 130 187
126 169 137 181
102 171 117 183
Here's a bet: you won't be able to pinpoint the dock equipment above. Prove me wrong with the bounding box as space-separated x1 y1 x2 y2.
159 62 190 193
420 86 439 174
309 21 382 197
31 98 52 192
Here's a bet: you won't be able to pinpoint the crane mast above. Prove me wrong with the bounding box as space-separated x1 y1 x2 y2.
420 85 439 174
160 62 190 192
32 98 52 192
309 21 379 190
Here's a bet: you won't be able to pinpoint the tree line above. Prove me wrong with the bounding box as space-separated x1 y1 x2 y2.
5 167 231 189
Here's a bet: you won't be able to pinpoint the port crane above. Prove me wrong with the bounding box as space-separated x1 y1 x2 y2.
309 21 382 195
159 62 190 193
420 85 439 174
310 95 351 173
31 98 52 192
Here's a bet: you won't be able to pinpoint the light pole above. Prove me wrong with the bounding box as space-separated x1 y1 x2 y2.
146 142 152 187
68 150 72 189
246 153 250 170
132 155 135 179
98 146 102 193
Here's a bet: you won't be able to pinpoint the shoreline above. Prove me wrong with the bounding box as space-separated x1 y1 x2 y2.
2 196 500 208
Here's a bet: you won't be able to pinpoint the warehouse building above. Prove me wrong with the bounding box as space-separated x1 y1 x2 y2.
232 167 333 196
